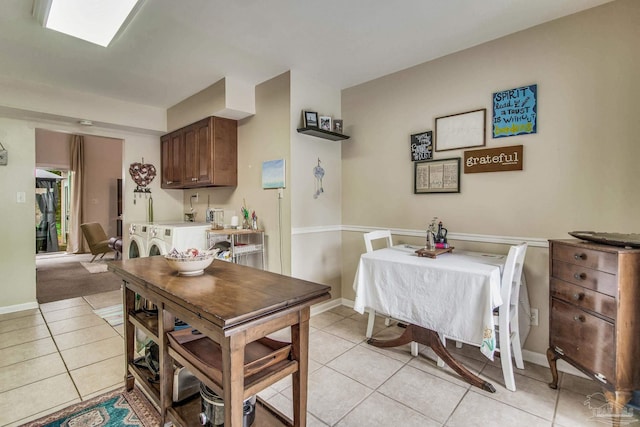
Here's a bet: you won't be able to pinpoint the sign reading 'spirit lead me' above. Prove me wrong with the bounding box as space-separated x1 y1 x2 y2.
464 145 523 174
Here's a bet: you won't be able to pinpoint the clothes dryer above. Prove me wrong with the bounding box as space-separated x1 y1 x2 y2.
147 223 210 256
128 223 150 259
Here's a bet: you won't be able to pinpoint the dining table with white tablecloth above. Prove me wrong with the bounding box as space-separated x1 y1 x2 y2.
353 245 529 362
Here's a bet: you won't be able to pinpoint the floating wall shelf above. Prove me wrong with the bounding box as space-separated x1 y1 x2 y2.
297 127 350 141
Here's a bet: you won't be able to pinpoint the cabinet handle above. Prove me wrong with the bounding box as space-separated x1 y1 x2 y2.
574 253 586 260
573 272 586 280
166 180 173 184
572 293 585 301
192 178 198 182
573 315 586 322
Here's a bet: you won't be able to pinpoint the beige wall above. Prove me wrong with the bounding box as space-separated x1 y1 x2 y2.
0 118 37 311
290 71 343 297
35 129 70 169
184 72 292 274
340 0 640 356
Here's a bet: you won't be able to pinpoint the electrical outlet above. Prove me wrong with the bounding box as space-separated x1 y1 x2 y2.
530 308 539 326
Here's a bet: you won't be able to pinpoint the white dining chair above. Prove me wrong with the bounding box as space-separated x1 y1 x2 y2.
438 242 527 391
362 230 418 356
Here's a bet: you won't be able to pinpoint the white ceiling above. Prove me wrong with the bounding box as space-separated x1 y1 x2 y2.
0 0 612 109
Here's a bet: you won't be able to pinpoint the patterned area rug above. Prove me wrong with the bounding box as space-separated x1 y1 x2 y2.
21 387 160 427
93 304 124 326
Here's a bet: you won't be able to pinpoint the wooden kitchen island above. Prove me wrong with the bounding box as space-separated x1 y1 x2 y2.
108 256 331 427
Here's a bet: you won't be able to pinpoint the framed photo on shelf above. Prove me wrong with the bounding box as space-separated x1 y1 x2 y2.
435 108 486 152
303 111 319 128
414 157 460 194
333 119 343 133
319 116 332 131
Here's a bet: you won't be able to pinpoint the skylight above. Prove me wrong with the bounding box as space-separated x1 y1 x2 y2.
36 0 142 47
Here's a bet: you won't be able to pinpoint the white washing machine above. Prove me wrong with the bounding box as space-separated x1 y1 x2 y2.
128 223 150 259
147 223 210 256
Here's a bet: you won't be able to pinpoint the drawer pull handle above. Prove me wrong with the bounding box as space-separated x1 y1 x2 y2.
573 315 586 322
574 253 586 260
191 178 198 182
166 180 173 184
572 293 585 301
573 273 586 280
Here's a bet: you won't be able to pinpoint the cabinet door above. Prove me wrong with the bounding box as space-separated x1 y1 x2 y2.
183 119 213 186
212 117 237 186
161 133 183 188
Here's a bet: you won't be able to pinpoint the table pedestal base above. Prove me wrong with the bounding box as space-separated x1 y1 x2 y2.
367 324 496 393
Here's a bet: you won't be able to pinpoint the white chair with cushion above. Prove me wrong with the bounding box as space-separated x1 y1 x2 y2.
440 242 527 391
363 230 418 356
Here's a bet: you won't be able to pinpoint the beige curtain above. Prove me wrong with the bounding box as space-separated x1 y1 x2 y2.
68 135 86 253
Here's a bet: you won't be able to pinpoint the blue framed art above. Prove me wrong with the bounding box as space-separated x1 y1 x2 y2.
492 84 537 138
262 159 286 189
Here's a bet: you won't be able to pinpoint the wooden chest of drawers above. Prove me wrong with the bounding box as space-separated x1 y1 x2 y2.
547 239 640 414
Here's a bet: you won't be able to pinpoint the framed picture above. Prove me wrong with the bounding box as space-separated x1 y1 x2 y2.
303 111 318 128
492 84 537 138
435 108 486 152
333 119 343 133
414 157 460 194
319 116 332 131
262 159 286 189
410 130 433 161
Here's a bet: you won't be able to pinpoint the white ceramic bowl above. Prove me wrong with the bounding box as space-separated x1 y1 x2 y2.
164 250 218 276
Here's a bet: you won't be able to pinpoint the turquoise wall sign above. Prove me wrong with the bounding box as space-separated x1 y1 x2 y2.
492 84 537 138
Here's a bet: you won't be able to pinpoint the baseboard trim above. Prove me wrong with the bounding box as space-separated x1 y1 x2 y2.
0 301 39 315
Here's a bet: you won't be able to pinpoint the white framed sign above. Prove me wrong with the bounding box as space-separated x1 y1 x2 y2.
435 108 486 152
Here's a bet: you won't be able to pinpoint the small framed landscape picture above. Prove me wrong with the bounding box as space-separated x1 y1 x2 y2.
319 116 332 131
303 111 318 128
333 119 343 133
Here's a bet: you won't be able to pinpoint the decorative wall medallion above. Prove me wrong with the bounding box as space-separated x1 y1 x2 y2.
129 160 156 187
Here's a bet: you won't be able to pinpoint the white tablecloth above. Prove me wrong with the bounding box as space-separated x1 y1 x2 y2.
353 245 506 360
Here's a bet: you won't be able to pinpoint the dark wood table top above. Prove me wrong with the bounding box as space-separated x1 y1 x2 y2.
108 256 331 330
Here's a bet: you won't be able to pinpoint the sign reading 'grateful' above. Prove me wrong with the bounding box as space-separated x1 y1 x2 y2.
492 84 537 138
464 145 523 174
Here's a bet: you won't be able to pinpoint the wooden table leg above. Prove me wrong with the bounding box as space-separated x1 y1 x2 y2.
368 324 496 393
291 308 310 427
123 285 135 391
222 333 246 427
546 347 560 389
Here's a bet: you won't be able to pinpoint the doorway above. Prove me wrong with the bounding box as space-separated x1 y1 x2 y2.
35 169 70 253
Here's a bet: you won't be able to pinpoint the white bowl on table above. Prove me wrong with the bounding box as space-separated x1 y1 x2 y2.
164 248 219 276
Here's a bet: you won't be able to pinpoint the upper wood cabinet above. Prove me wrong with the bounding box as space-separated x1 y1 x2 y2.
161 116 237 189
161 131 183 189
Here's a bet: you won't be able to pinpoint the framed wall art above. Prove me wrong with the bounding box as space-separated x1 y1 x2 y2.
492 84 537 138
333 119 343 133
435 108 486 152
410 130 433 161
262 159 286 189
414 157 460 194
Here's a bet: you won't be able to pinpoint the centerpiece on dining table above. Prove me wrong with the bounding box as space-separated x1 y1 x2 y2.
416 217 454 258
164 247 220 276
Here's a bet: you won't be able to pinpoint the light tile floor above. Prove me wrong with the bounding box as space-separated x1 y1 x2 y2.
1 291 638 426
